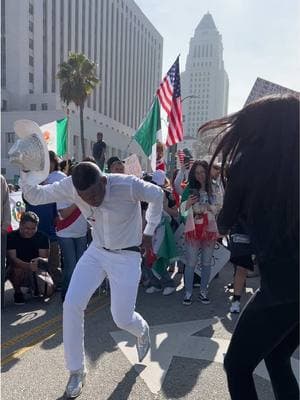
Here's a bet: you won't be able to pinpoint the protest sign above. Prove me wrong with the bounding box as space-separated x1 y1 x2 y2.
123 154 142 177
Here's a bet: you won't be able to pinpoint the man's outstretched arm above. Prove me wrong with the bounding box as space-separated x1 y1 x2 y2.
21 176 75 206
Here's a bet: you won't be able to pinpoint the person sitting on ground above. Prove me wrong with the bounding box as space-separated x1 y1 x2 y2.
1 174 11 305
107 156 125 174
7 211 50 305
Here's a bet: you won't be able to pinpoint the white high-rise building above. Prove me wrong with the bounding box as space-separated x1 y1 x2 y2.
180 12 229 157
1 0 163 180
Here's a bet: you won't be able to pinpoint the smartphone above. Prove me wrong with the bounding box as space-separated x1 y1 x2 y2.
190 188 199 200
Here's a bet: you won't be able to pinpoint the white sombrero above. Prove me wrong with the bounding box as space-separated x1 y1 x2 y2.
8 120 50 185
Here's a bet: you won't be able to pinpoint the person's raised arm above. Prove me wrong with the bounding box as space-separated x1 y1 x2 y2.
21 176 75 206
131 177 163 237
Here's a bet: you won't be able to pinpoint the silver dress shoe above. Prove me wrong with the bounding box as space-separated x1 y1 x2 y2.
65 369 86 399
136 324 151 363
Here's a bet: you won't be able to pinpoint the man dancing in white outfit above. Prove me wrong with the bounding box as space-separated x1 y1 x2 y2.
21 161 163 398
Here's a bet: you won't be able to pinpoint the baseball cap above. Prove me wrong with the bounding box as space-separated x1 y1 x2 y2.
152 169 166 186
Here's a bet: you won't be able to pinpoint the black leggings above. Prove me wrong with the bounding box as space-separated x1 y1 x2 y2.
224 290 299 400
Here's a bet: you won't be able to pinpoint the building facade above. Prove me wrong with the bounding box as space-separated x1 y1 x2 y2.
1 0 163 180
180 12 229 159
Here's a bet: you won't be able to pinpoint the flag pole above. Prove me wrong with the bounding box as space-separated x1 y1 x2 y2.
65 107 71 173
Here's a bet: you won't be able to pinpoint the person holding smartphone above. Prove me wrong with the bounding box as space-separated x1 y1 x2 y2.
180 161 218 305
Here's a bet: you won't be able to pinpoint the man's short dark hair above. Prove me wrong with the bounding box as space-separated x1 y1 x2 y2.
72 162 102 191
49 150 59 171
20 211 39 225
107 156 124 171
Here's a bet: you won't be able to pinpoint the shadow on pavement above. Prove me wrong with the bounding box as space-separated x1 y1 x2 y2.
107 365 146 400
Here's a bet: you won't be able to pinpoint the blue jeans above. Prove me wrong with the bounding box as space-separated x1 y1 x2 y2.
58 236 87 300
184 240 215 296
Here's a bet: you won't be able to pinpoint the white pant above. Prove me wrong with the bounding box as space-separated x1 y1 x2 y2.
63 243 147 372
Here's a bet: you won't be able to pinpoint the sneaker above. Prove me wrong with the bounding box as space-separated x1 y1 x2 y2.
198 291 210 304
230 300 240 313
136 324 151 362
14 292 25 305
162 286 175 296
145 286 162 294
65 369 87 398
182 294 192 306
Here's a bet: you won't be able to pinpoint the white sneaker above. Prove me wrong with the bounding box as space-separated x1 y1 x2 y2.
65 368 87 398
162 287 175 296
145 286 162 294
230 301 240 313
136 324 151 362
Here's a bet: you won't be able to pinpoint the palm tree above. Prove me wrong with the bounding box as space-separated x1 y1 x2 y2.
57 53 99 159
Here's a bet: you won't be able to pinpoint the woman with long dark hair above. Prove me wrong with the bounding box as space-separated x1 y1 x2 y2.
199 94 299 400
180 160 218 305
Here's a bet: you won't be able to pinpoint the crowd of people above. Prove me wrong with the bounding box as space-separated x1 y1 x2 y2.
1 93 298 400
2 142 238 309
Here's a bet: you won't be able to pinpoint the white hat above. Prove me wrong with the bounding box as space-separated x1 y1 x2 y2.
8 120 50 185
152 169 166 186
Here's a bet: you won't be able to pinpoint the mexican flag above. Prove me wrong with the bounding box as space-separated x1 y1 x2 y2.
134 96 161 171
40 118 68 157
152 215 178 276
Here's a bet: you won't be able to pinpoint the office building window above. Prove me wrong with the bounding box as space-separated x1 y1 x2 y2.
7 132 15 143
73 135 79 147
29 38 34 49
29 20 34 32
30 104 36 111
41 103 48 110
43 0 48 93
68 0 72 51
29 55 34 66
29 3 34 14
75 0 79 52
29 72 34 83
1 100 7 111
51 0 56 92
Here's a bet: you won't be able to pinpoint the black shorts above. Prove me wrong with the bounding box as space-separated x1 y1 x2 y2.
230 255 254 271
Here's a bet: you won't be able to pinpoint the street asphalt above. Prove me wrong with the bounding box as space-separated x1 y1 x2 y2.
1 263 298 400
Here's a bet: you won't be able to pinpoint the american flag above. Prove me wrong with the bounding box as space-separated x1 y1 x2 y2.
177 149 194 168
156 57 183 147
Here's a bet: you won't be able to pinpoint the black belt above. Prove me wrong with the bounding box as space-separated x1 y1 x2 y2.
103 246 141 253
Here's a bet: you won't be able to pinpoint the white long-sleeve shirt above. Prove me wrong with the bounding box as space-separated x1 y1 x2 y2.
21 174 163 250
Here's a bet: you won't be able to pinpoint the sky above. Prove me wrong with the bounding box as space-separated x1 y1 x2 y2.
135 0 300 113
